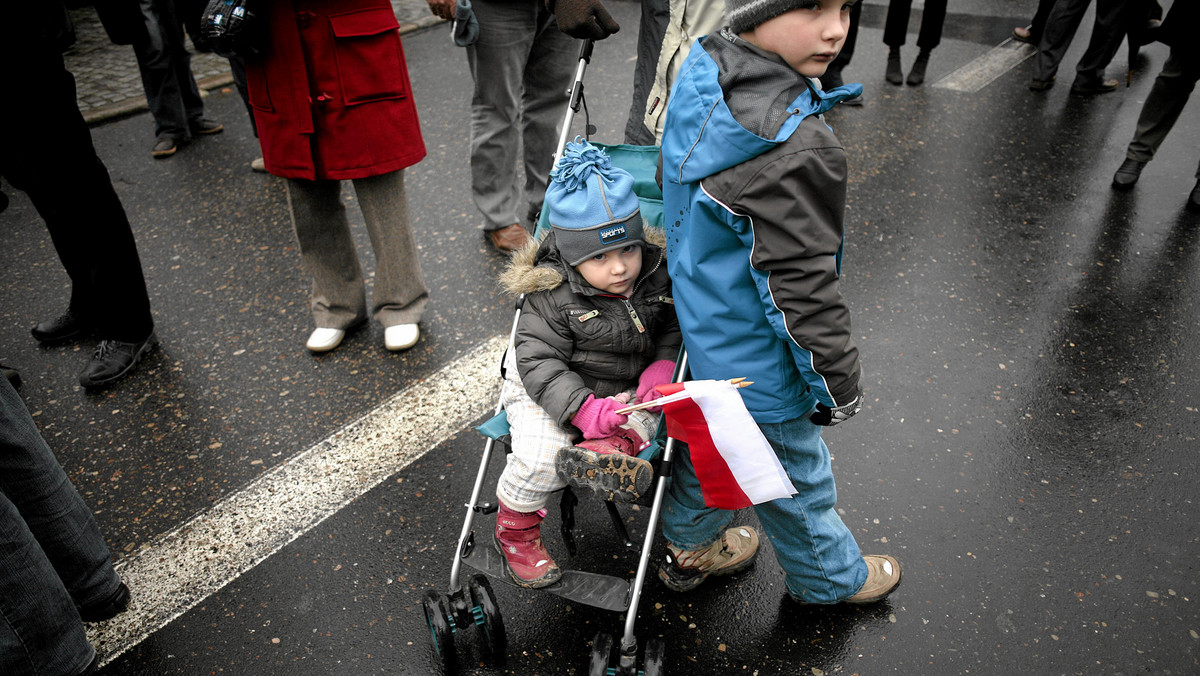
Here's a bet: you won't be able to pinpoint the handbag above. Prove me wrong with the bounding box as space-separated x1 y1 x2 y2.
199 0 267 58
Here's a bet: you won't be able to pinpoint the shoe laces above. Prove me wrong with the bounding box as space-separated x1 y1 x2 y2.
93 340 118 360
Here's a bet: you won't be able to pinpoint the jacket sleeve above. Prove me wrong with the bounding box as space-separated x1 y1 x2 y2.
513 292 593 429
715 144 861 407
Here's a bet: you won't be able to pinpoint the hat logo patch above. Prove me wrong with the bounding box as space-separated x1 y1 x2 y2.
599 224 627 245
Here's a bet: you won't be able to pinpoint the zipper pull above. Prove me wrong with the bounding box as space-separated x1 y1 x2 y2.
625 301 646 334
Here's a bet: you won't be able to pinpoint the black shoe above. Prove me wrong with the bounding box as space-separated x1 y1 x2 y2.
78 332 156 389
1188 181 1200 213
79 652 100 676
906 51 930 86
32 309 91 343
189 118 224 135
78 581 130 623
885 50 903 85
1112 159 1146 190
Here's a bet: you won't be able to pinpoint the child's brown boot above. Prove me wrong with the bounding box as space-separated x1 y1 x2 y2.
494 502 561 589
657 526 760 592
556 427 653 502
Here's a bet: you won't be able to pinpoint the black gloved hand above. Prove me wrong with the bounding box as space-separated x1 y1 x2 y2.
548 0 619 40
810 394 862 427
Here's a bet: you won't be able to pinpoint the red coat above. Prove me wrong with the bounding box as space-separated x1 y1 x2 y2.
245 0 426 180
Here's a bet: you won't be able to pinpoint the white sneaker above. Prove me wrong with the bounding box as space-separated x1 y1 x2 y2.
306 327 345 353
384 324 419 351
250 157 266 173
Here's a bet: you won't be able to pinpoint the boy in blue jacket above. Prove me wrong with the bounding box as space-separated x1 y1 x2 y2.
658 0 901 604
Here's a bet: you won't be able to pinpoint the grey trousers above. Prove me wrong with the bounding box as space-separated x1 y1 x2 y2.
131 0 205 141
285 170 429 330
466 0 576 231
1032 0 1126 85
1126 51 1200 178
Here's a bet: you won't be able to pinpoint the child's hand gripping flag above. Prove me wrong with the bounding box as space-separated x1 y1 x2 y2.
656 379 798 510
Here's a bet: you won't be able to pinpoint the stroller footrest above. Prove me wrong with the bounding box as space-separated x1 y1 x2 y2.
461 542 632 612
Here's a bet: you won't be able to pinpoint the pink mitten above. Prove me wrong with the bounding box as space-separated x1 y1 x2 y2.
571 394 629 439
636 359 676 408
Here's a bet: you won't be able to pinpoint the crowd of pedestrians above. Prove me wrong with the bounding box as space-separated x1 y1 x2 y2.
2 0 1196 674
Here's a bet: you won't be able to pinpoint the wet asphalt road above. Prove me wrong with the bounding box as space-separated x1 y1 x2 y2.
2 0 1199 673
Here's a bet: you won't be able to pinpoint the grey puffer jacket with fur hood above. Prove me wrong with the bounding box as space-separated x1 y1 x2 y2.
502 228 682 431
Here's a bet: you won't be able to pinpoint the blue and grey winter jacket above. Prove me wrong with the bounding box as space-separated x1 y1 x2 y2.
661 31 863 424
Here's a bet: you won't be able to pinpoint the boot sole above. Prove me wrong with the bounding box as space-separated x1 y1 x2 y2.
556 446 653 503
657 546 760 592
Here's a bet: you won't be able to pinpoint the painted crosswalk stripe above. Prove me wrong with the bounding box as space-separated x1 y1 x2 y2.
933 40 1037 93
87 335 508 665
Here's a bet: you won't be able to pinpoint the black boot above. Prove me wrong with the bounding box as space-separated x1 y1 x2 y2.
1188 180 1200 213
885 48 903 85
907 50 931 86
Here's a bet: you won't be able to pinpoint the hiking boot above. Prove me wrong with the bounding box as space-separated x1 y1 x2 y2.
556 428 653 503
657 526 760 592
846 554 901 603
494 502 561 589
78 581 130 622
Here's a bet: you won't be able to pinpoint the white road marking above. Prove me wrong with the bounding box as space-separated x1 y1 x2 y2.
87 336 507 665
933 40 1037 93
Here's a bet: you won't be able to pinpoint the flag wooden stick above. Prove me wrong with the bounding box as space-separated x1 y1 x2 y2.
615 378 753 415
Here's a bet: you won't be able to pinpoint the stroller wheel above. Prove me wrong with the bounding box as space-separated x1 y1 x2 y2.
588 632 614 676
643 637 666 675
467 574 507 658
422 590 457 671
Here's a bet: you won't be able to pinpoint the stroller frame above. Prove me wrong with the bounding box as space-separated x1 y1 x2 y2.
421 40 684 675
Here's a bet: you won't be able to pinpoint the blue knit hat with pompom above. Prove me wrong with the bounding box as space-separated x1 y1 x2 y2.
546 138 644 267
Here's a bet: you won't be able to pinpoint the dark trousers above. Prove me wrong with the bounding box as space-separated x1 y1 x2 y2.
1032 0 1127 84
884 0 948 51
132 0 206 140
1126 51 1200 177
0 43 154 342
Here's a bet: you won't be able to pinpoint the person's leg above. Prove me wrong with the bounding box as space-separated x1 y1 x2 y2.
155 0 207 125
493 371 574 588
914 0 947 51
519 4 579 224
0 491 95 676
131 2 189 142
882 0 913 48
2 43 153 343
285 178 368 330
1071 0 1129 87
1032 0 1090 83
1126 52 1198 163
625 0 670 145
659 443 736 552
1030 0 1058 40
466 0 535 232
0 377 121 674
227 55 257 135
349 171 429 328
750 417 868 603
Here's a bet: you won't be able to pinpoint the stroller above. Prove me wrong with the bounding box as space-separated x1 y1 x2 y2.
419 40 685 675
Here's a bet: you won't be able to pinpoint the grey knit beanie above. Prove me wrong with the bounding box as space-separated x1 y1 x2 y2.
726 0 810 33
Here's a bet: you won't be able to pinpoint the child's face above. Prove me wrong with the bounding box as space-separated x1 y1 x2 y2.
575 245 643 295
741 0 853 77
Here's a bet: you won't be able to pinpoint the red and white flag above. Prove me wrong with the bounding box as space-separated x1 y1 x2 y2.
657 380 797 510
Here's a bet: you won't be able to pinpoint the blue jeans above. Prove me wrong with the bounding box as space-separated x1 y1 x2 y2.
660 415 867 604
0 377 121 674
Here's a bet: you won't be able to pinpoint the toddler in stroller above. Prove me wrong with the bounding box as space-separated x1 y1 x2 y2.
492 139 681 589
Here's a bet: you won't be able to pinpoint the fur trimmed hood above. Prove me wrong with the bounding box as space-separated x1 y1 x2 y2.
501 226 668 297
